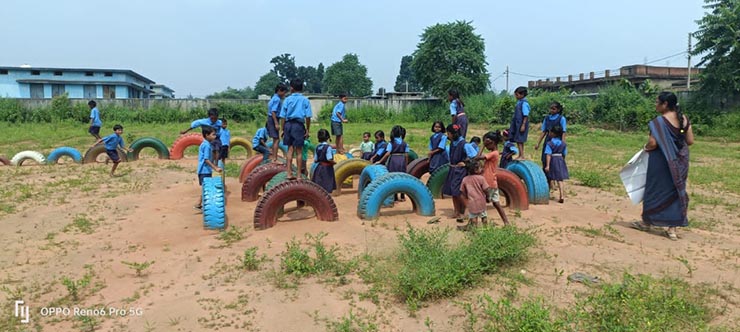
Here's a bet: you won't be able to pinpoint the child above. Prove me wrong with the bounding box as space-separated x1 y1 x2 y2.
467 136 482 158
268 83 288 162
428 121 449 173
194 126 222 211
499 129 519 169
218 119 231 164
279 78 312 180
377 125 409 201
442 124 478 222
181 108 223 160
544 126 569 203
331 94 349 153
370 130 387 164
509 86 530 159
252 127 271 161
360 132 374 161
459 160 490 230
88 100 102 141
448 89 468 138
534 101 567 188
312 129 336 193
92 124 131 177
475 131 510 225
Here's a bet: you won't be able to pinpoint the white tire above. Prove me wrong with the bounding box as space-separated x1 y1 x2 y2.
11 150 46 166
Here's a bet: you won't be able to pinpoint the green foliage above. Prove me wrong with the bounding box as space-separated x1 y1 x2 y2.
241 247 267 271
692 0 740 96
280 232 351 278
62 273 92 302
323 53 373 97
270 53 298 83
464 296 563 332
215 226 246 247
327 310 379 332
206 86 256 99
269 53 323 93
411 20 489 97
121 260 155 277
394 55 422 92
254 71 282 97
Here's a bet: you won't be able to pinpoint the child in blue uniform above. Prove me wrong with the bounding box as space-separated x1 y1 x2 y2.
267 83 288 162
331 94 349 153
88 100 102 141
181 108 223 160
218 119 231 164
252 127 271 161
544 126 569 203
194 126 222 211
448 89 468 138
312 129 336 193
360 132 374 160
377 126 409 201
370 130 387 164
509 86 530 160
92 124 131 177
467 136 482 157
279 78 312 179
428 121 449 173
499 129 519 169
534 101 567 188
443 124 478 222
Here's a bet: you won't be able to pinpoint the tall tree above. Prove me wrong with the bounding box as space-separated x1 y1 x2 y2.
323 54 373 96
270 53 298 83
298 65 323 93
394 55 421 92
254 71 282 97
411 21 489 97
692 0 740 97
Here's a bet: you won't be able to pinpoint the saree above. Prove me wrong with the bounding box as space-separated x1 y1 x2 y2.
642 116 689 227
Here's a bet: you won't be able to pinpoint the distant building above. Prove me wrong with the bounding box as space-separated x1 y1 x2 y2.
0 66 157 99
528 65 702 93
150 84 175 99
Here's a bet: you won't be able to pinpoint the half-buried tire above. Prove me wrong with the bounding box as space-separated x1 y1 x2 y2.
358 173 435 220
83 145 128 164
128 137 170 160
46 147 82 164
408 149 419 162
0 156 10 166
496 168 529 210
333 158 371 192
425 164 449 198
169 133 203 160
202 177 226 230
505 160 549 205
406 157 430 178
358 164 394 207
254 180 338 230
241 163 288 202
11 150 45 166
239 155 265 183
348 147 362 159
229 137 253 158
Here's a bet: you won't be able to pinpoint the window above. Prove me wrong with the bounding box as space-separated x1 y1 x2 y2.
85 71 94 76
31 70 40 76
52 84 65 97
84 85 96 99
30 84 44 98
103 85 116 99
104 72 113 77
54 71 63 76
0 69 8 75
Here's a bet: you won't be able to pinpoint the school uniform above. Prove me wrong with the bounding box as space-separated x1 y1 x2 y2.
331 101 346 136
102 133 125 163
450 99 468 138
89 107 102 136
428 132 449 173
312 142 336 193
219 128 231 159
499 141 519 169
191 118 223 151
386 137 409 172
252 128 270 161
540 114 567 179
370 140 387 163
545 138 569 181
442 137 477 197
197 140 213 185
509 98 530 143
266 93 282 138
360 141 375 160
279 93 312 147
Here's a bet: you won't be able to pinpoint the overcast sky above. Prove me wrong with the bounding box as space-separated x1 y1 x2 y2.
2 0 706 97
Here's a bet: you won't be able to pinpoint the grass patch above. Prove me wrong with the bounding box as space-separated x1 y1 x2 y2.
280 232 352 278
63 214 98 234
571 223 624 242
213 226 246 248
240 247 267 271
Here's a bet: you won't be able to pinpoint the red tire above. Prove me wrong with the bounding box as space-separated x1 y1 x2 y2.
241 163 288 202
406 157 430 178
496 168 529 210
238 155 264 183
254 180 339 230
0 156 10 166
169 134 204 160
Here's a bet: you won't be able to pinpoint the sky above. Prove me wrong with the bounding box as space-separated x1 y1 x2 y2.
2 0 707 98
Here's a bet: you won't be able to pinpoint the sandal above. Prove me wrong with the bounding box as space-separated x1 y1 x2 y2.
665 229 678 241
630 221 651 232
426 216 441 224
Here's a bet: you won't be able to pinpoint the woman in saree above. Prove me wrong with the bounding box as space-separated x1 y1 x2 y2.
631 92 694 240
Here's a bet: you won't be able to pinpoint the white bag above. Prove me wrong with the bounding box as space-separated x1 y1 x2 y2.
619 149 648 205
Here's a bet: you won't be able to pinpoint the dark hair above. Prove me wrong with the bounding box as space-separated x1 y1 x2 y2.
88 100 96 107
551 126 564 137
446 124 461 140
290 78 304 92
275 83 288 93
470 136 481 145
483 130 503 145
207 108 219 117
514 86 528 97
363 131 371 137
374 130 385 139
338 94 347 99
113 124 123 131
202 126 215 137
431 121 445 133
401 126 406 139
658 91 686 136
549 101 563 114
448 89 465 106
317 128 330 142
390 125 404 139
465 159 481 174
220 118 227 124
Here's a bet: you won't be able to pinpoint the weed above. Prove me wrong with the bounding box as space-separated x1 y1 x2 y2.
63 214 98 234
240 247 266 271
121 260 155 277
215 226 246 247
326 310 379 332
675 256 695 277
280 232 351 278
62 274 92 302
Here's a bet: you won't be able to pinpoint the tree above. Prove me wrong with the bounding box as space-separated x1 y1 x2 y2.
692 0 740 97
323 53 373 96
411 21 489 97
394 55 421 92
254 72 282 97
270 53 298 83
206 86 256 99
298 65 323 93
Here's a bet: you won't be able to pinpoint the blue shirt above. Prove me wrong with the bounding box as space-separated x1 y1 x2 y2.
429 133 448 150
190 118 222 136
90 107 102 127
252 128 268 147
102 133 124 150
466 142 479 155
197 140 213 174
463 141 478 158
219 128 231 147
268 94 281 117
374 140 388 156
279 93 312 122
544 138 567 156
387 137 410 153
450 101 458 116
314 142 334 162
331 101 346 122
520 99 530 117
541 114 567 132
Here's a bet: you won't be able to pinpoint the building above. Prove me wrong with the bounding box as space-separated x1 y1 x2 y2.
528 65 702 93
0 65 156 99
150 84 175 99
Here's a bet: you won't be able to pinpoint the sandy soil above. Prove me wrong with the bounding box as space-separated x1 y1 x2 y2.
0 158 738 331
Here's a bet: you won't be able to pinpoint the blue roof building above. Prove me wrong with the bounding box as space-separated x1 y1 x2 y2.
0 66 157 99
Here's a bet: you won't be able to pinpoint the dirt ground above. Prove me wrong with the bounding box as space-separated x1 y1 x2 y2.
0 158 738 331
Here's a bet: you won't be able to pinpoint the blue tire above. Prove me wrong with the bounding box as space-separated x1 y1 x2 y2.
506 160 550 205
46 147 82 164
358 173 435 220
202 177 226 230
358 164 394 207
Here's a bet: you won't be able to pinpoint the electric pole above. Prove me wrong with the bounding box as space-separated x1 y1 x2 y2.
505 66 509 92
687 33 692 91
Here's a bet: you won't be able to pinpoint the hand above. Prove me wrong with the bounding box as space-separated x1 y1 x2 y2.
180 130 187 135
215 167 222 173
457 162 465 167
544 167 550 172
427 152 433 158
534 144 539 150
342 119 348 123
304 131 310 139
519 125 526 133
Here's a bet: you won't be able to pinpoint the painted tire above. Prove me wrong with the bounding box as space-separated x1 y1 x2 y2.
0 156 10 166
333 159 371 192
358 164 394 207
202 177 226 230
253 180 339 230
169 133 204 160
238 155 265 183
505 160 549 205
229 137 253 158
496 168 529 210
83 145 128 164
348 148 362 158
242 163 289 202
406 157 430 178
266 140 289 159
425 164 450 199
46 147 82 164
265 171 309 192
128 137 170 160
10 150 45 166
408 149 419 162
357 173 435 220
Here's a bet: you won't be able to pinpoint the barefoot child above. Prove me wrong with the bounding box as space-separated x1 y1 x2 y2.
509 87 530 159
377 125 409 201
498 129 519 169
544 126 569 203
360 132 374 161
428 121 449 173
252 127 271 161
181 108 223 160
218 119 231 164
279 78 312 179
92 124 131 177
476 131 510 225
268 84 288 162
369 130 387 164
331 94 349 153
194 126 222 211
312 129 336 193
443 124 478 222
88 100 102 141
459 160 489 230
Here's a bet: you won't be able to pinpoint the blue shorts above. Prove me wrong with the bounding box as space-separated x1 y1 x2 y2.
331 121 343 136
106 149 120 163
282 120 306 147
253 145 270 160
219 145 229 159
266 116 279 138
198 173 212 186
89 126 101 136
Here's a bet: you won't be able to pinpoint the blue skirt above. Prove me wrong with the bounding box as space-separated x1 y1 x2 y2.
387 154 406 172
312 164 336 193
548 156 569 181
361 152 373 161
442 166 466 197
429 152 449 174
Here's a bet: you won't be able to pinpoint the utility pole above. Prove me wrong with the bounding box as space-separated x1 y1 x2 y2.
687 32 692 91
505 66 509 92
